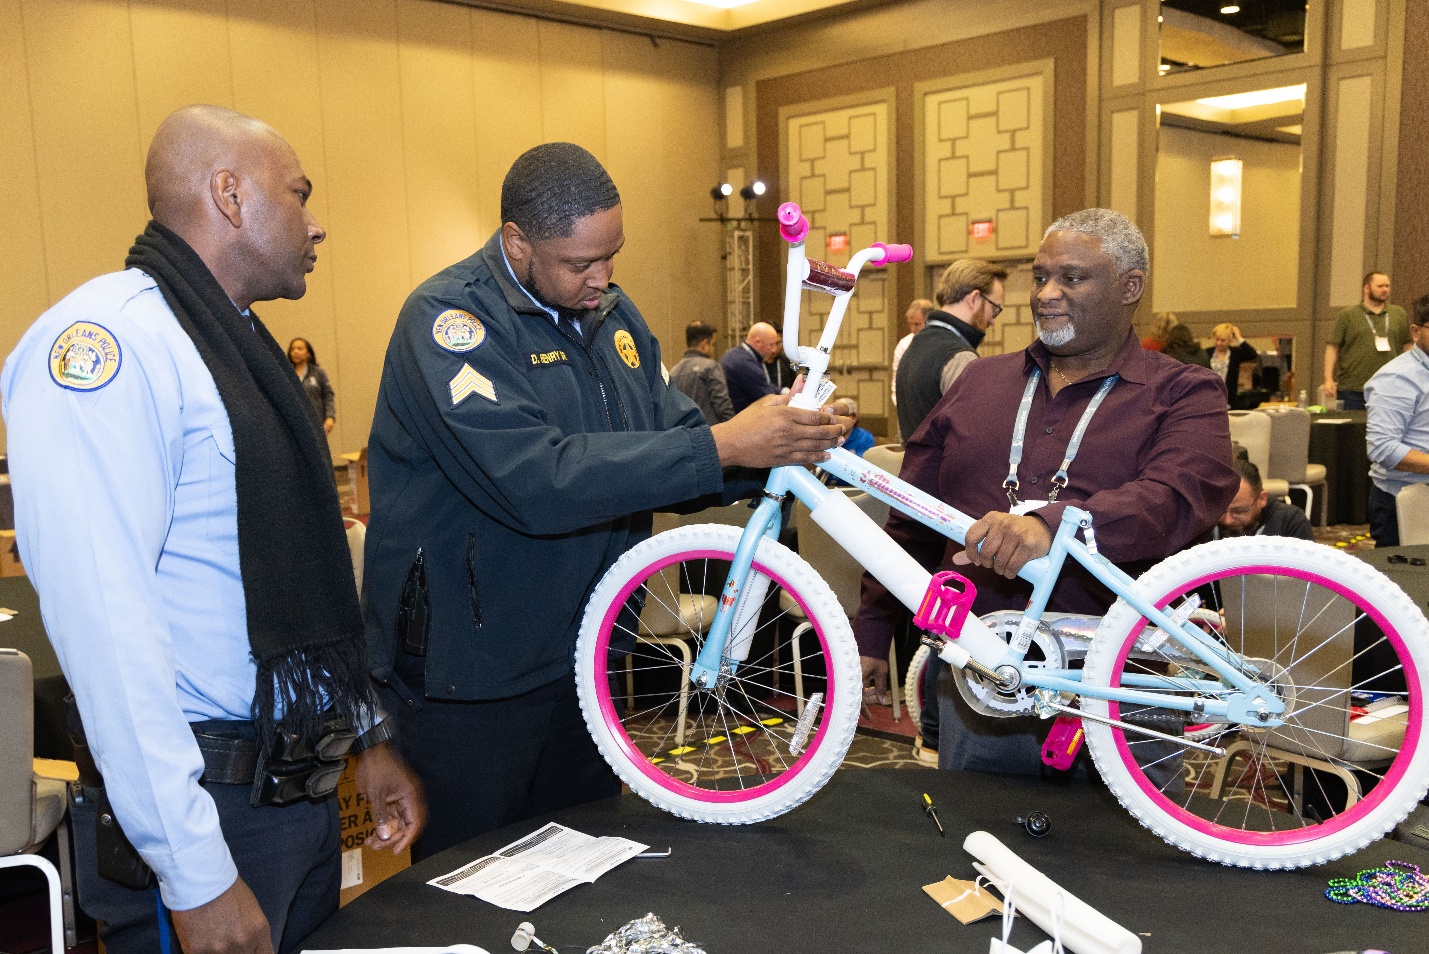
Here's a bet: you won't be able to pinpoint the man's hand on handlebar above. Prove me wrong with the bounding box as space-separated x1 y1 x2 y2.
958 512 1053 579
711 377 853 469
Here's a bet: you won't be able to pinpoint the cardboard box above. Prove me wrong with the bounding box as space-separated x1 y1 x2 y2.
336 755 410 906
0 529 24 577
341 449 370 517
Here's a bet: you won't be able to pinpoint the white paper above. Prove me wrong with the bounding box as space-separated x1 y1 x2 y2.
428 823 647 912
1357 703 1409 723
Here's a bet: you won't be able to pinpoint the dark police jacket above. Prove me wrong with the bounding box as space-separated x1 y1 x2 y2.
363 230 726 701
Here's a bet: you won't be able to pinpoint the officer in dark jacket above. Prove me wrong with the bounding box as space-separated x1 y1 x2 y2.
364 143 853 859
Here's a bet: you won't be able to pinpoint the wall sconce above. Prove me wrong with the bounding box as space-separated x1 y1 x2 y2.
738 180 766 201
1209 156 1242 238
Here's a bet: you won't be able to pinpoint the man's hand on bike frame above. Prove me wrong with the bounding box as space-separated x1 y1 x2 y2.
712 374 854 469
959 512 1055 579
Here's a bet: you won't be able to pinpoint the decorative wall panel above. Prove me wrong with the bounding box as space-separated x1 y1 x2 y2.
918 62 1052 262
781 93 894 418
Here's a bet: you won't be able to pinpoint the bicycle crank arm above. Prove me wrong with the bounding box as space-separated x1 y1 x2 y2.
921 635 1016 691
1037 699 1227 756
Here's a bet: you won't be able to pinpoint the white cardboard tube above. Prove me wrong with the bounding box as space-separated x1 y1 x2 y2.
963 831 1141 954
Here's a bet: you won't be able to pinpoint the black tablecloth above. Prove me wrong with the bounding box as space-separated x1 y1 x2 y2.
1309 411 1369 525
300 768 1429 954
0 574 71 760
1353 544 1429 615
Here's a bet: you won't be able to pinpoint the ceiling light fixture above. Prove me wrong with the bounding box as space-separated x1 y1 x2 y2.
1219 4 1240 13
1195 84 1306 111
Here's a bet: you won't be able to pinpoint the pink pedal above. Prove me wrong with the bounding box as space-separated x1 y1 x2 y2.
913 570 976 638
1041 716 1084 770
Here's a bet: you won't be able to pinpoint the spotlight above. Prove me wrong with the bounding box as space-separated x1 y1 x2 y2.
739 181 766 201
710 183 733 201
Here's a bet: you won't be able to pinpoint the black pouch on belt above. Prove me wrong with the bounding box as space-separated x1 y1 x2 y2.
250 711 357 808
63 695 154 889
398 548 430 656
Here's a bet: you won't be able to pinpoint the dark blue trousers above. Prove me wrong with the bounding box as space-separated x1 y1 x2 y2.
389 655 621 862
70 781 339 954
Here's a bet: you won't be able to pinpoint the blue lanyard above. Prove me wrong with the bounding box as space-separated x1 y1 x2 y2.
1004 368 1119 508
925 318 972 349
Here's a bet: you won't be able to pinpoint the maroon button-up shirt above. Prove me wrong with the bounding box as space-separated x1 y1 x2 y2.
854 330 1239 658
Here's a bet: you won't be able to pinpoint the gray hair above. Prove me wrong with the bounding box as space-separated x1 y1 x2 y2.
1044 208 1149 277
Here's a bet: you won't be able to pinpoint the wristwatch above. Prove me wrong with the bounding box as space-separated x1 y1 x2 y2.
351 718 397 754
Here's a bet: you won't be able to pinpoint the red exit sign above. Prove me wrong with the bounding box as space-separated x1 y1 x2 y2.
827 233 849 252
970 220 994 241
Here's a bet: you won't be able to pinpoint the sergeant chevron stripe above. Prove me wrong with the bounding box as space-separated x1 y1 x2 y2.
449 362 497 406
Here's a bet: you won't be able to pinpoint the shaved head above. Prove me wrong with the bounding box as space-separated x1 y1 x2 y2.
143 105 324 311
746 322 781 361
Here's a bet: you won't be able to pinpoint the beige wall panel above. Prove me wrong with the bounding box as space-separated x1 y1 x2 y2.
470 9 543 235
1152 125 1301 312
0 0 50 448
23 0 147 300
315 0 412 457
600 33 720 357
725 85 745 150
129 0 234 147
227 0 342 454
1329 75 1373 307
538 21 607 158
396 0 483 283
1341 0 1377 50
1110 4 1140 87
1107 108 1139 222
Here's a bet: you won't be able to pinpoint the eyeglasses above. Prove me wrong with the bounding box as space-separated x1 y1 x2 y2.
981 292 1004 322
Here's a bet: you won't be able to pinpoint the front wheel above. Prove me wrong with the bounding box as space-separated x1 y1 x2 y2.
1082 537 1429 868
575 524 860 823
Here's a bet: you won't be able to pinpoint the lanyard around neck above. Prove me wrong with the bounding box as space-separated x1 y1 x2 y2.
1004 368 1119 508
1364 310 1388 338
925 318 971 348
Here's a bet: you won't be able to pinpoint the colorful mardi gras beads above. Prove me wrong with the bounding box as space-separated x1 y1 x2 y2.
1325 860 1429 912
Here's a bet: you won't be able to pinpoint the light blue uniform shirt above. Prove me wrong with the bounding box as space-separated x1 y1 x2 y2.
1365 344 1429 495
1 269 252 910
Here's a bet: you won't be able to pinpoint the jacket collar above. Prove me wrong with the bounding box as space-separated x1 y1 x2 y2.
926 309 985 350
479 229 620 324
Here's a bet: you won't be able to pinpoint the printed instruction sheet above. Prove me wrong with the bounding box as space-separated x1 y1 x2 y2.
428 823 648 912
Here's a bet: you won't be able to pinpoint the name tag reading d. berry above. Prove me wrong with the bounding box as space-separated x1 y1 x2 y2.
527 349 571 368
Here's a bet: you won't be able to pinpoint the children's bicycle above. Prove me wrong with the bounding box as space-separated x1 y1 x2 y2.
575 203 1429 869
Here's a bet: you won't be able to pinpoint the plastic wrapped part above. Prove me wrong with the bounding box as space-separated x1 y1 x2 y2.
586 913 707 954
964 831 1141 954
801 258 855 295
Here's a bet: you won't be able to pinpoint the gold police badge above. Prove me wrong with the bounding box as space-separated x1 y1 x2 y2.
613 329 640 369
432 309 486 353
49 321 122 392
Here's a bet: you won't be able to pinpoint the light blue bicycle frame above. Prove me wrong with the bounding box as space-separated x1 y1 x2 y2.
686 448 1287 734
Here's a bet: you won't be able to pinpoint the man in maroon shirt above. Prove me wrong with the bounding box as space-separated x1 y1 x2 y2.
854 208 1238 777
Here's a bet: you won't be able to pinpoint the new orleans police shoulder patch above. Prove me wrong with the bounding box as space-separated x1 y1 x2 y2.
49 321 122 392
432 309 486 353
613 329 640 369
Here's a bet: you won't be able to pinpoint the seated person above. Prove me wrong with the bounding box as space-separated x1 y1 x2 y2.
853 209 1238 779
1214 458 1314 541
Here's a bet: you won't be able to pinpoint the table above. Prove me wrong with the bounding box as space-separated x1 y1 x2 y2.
300 768 1429 954
1352 543 1429 615
0 574 72 760
1308 410 1369 525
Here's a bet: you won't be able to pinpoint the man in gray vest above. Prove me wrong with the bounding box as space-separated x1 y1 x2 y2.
895 259 1007 440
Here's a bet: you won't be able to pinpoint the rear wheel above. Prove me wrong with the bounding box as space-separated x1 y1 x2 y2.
575 524 860 823
1083 537 1429 868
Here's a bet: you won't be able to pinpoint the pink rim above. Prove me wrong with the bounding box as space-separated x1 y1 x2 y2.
593 547 838 803
1106 563 1423 847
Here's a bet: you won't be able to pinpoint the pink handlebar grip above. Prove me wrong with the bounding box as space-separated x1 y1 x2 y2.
778 202 809 244
871 242 913 265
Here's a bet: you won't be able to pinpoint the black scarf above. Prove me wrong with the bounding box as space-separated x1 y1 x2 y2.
126 222 370 747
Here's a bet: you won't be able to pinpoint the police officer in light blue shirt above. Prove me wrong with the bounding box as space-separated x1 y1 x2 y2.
1365 295 1429 548
2 105 422 954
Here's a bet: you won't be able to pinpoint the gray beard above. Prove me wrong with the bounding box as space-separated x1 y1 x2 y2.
1037 320 1076 347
